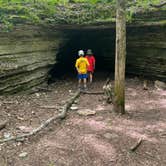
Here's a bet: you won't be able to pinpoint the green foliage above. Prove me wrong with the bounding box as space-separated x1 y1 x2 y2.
0 0 165 31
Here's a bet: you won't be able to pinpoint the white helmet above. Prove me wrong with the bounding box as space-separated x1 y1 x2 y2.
78 50 84 56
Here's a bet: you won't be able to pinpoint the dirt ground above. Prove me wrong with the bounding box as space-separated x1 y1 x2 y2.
0 73 166 166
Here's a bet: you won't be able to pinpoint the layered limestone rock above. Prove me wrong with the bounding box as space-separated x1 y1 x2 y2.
127 25 166 80
0 25 67 94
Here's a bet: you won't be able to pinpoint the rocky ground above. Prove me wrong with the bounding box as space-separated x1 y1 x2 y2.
0 73 166 166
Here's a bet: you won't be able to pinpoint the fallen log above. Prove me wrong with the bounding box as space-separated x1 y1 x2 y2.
0 121 8 130
0 91 80 144
130 138 143 152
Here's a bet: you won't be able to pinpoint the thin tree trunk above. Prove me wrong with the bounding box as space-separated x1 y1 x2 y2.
114 0 126 114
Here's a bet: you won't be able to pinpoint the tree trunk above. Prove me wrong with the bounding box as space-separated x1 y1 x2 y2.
113 0 126 114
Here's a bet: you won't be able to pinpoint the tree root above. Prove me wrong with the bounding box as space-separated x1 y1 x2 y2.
0 91 80 144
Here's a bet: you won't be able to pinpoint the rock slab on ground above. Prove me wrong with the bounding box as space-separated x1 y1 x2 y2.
103 133 119 139
155 80 166 90
77 109 96 116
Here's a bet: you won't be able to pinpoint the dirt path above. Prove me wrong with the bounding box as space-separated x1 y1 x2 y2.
0 74 166 166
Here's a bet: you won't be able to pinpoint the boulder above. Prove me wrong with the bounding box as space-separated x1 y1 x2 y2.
155 80 166 90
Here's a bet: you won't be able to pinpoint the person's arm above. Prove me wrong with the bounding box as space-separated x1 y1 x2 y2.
93 56 96 70
75 60 79 73
86 59 90 68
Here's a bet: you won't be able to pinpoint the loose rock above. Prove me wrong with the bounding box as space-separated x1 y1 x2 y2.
19 152 28 158
154 80 166 90
103 133 119 139
77 109 96 116
70 106 78 111
3 132 11 139
17 126 33 133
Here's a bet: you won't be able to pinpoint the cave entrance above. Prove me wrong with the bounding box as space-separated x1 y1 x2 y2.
49 28 116 83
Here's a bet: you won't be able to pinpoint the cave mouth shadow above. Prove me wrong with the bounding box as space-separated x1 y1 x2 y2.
48 29 116 84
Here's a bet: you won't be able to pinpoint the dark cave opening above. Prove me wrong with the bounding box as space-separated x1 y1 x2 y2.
48 25 166 83
49 28 116 83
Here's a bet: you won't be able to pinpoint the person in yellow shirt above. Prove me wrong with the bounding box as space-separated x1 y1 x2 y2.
75 50 89 90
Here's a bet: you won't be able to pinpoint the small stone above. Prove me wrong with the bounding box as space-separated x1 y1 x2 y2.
69 90 72 93
19 152 28 158
103 133 119 139
70 106 78 110
17 142 22 146
7 113 11 117
17 116 24 121
154 80 166 90
3 132 11 139
17 126 33 133
77 109 96 116
71 104 77 107
74 100 78 104
35 93 40 97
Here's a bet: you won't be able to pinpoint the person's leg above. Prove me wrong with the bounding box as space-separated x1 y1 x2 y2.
78 74 82 89
89 72 93 83
78 78 81 88
83 73 88 90
83 78 87 89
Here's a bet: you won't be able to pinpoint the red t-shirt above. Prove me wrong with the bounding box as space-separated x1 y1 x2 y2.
85 55 96 72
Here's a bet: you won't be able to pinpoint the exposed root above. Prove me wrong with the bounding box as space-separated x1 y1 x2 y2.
0 91 80 144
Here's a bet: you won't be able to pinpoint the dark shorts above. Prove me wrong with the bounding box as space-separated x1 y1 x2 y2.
78 74 88 79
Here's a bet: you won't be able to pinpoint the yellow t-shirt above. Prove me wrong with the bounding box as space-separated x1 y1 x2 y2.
75 57 89 74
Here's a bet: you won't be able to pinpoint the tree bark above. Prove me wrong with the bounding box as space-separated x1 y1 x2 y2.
114 0 126 114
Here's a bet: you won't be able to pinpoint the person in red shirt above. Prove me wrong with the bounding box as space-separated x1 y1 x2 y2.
85 49 96 83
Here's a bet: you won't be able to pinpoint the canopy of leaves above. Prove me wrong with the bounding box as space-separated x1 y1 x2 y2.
0 0 165 31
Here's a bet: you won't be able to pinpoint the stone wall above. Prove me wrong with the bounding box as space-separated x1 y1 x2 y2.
0 25 66 94
0 22 165 94
127 26 166 80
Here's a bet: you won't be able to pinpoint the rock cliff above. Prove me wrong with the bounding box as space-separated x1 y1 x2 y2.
0 9 165 94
